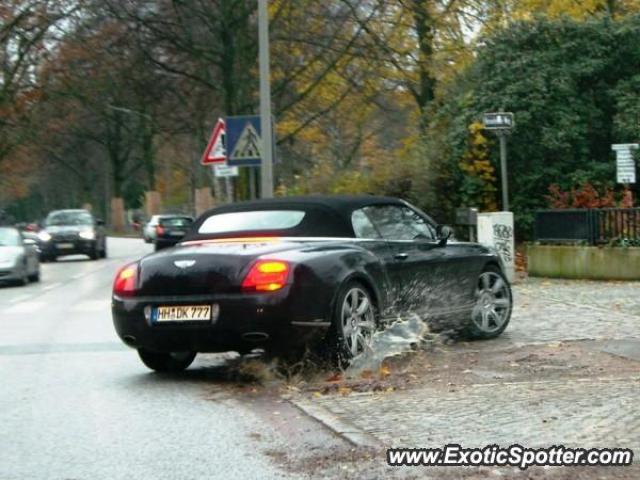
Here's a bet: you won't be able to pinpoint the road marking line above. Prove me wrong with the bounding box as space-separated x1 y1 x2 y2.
71 300 110 312
9 294 32 304
4 301 47 314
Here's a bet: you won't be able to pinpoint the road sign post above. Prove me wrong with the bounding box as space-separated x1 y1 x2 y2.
258 0 274 199
483 112 515 212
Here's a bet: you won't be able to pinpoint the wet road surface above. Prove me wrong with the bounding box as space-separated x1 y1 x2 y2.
0 237 334 480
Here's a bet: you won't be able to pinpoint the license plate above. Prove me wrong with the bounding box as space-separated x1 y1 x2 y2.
153 305 214 323
57 243 74 249
170 231 185 236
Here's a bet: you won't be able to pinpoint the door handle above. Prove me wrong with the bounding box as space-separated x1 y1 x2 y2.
394 252 409 260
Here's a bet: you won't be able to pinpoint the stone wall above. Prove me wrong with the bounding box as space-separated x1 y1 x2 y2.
528 245 640 280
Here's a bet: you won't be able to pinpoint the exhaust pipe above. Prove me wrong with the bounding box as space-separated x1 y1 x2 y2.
242 332 269 342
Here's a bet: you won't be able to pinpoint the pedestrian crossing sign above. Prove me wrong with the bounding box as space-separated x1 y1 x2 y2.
226 116 262 167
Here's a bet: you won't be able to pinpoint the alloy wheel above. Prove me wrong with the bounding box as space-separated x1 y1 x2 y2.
340 287 376 357
472 271 511 334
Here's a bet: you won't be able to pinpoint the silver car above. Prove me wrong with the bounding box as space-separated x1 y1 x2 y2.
0 227 40 286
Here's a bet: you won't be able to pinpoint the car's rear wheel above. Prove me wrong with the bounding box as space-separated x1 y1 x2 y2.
327 281 377 368
465 266 512 339
137 349 196 372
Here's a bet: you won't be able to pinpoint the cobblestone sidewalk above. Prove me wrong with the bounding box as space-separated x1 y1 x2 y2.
289 278 640 477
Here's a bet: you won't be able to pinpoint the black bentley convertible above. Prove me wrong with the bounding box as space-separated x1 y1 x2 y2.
112 196 512 371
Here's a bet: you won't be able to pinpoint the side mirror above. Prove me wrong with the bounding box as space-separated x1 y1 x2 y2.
436 225 452 246
96 219 105 226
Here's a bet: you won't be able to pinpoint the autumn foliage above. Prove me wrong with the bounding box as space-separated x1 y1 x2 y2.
545 182 634 209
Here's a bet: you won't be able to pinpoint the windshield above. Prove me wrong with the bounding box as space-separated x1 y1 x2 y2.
198 210 306 235
0 228 21 247
45 211 93 227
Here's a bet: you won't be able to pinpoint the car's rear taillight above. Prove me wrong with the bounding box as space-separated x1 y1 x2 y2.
156 225 165 236
241 260 290 292
113 263 138 296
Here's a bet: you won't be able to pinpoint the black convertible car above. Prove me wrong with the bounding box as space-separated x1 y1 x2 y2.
112 196 512 372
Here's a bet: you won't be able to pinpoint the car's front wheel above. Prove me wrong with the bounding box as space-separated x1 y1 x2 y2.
327 281 377 368
137 349 196 372
465 266 512 339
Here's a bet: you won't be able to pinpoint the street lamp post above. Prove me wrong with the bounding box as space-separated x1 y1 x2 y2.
258 0 274 199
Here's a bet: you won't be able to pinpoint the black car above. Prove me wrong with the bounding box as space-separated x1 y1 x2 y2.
154 215 194 251
112 196 512 372
39 209 107 261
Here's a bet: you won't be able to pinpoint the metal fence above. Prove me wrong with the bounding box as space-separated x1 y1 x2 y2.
534 208 640 245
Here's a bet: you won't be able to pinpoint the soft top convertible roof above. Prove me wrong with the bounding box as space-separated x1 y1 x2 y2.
187 195 407 240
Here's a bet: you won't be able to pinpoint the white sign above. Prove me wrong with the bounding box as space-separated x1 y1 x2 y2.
213 164 239 178
612 144 638 184
477 212 515 283
482 112 514 130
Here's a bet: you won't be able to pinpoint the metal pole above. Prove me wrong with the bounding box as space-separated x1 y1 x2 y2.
258 0 274 198
499 133 509 211
249 167 256 199
225 177 233 203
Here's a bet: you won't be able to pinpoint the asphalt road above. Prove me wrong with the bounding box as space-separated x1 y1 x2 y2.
0 238 324 480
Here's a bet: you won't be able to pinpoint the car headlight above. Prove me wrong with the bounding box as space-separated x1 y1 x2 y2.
38 231 51 242
79 229 96 240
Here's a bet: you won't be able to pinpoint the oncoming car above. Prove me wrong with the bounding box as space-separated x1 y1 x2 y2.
112 196 512 372
39 210 107 261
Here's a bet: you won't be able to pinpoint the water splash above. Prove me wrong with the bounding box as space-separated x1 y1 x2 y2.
347 312 429 375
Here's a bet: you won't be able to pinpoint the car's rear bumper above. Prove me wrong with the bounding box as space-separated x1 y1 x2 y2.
111 288 330 354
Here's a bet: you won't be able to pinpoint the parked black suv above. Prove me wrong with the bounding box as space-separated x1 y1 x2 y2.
39 210 107 261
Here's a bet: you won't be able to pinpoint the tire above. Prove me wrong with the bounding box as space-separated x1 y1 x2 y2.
15 264 29 286
100 240 107 258
89 243 99 260
137 349 196 373
464 265 512 340
325 280 377 368
28 267 40 282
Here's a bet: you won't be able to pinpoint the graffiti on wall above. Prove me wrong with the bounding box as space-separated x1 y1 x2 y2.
493 223 514 265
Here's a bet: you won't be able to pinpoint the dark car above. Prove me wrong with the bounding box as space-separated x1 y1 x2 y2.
112 195 512 372
39 209 107 261
153 216 194 251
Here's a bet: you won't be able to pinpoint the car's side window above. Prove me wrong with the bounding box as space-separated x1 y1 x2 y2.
351 209 381 239
364 205 436 241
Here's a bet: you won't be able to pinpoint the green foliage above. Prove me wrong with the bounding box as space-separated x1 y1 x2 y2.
435 15 640 236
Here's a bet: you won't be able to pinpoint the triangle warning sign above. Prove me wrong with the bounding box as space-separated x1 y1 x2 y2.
201 118 226 165
231 122 262 160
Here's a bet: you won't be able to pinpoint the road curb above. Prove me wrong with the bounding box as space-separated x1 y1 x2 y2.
287 396 381 448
